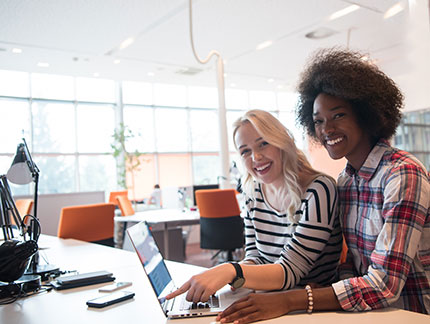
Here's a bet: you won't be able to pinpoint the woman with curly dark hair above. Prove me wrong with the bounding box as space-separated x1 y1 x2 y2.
215 48 430 323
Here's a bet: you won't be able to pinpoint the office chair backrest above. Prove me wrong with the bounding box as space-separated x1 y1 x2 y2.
116 195 135 216
108 190 129 206
340 235 348 264
15 199 34 217
196 189 244 254
196 189 241 218
13 199 34 225
57 203 116 246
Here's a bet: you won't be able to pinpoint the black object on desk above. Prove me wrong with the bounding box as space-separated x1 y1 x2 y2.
51 271 115 290
87 291 135 308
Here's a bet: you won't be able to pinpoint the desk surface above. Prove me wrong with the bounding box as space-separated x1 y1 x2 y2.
114 208 200 227
1 236 428 324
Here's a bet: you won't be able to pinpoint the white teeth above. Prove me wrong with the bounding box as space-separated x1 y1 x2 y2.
326 137 343 145
255 163 270 171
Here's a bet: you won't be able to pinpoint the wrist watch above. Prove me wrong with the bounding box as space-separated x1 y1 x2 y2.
229 262 245 289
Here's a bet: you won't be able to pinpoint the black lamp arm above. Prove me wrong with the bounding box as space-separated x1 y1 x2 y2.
21 138 40 179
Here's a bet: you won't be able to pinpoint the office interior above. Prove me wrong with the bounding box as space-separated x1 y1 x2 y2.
0 0 430 275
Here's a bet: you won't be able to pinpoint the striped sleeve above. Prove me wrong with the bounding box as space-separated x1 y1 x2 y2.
276 177 338 289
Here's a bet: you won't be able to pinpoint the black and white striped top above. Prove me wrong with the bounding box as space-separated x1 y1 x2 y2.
243 175 342 289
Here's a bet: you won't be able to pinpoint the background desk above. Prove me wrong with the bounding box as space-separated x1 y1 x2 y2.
115 208 200 259
1 236 428 324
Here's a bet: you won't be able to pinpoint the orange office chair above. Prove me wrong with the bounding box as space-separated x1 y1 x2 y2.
196 189 244 262
57 203 116 247
11 199 34 225
116 195 135 216
340 235 348 264
16 199 34 217
108 190 129 207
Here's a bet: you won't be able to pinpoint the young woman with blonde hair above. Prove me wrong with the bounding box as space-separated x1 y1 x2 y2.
166 109 342 303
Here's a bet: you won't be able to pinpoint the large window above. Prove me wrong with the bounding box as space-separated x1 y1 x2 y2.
0 69 303 199
394 108 430 170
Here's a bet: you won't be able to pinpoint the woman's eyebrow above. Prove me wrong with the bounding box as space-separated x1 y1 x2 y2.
313 105 343 116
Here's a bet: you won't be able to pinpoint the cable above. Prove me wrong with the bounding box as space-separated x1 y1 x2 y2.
188 0 220 64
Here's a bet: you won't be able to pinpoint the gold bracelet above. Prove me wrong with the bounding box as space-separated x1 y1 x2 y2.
305 284 314 314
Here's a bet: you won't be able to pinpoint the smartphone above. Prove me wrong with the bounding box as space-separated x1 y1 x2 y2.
86 291 135 308
99 282 132 292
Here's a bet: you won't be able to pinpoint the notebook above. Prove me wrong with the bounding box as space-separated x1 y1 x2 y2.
126 221 251 319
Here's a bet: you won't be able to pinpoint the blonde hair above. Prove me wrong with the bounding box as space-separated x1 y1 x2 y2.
233 109 328 222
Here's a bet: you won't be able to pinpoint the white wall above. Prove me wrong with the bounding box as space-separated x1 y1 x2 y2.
16 191 105 236
395 0 430 112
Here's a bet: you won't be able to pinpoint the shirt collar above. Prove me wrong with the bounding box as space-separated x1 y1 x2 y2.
344 139 390 181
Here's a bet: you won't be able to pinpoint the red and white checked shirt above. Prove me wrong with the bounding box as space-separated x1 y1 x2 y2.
332 140 430 314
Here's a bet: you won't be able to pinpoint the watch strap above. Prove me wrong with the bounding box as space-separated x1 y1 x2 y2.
229 262 244 283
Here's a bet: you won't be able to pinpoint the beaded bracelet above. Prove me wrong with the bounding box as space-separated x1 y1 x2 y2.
305 284 314 314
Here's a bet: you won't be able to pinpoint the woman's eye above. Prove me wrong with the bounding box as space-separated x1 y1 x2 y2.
334 113 345 119
313 119 322 125
240 149 250 156
260 141 269 148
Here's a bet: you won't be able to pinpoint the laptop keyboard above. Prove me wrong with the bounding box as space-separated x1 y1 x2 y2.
180 295 219 310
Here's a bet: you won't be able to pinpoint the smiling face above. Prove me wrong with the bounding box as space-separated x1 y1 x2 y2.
234 122 283 188
313 93 373 170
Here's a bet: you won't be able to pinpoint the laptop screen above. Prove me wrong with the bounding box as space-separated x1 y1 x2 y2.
127 221 173 298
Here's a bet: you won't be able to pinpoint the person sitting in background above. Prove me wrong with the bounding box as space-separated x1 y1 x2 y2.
148 184 162 208
216 48 430 324
166 109 342 304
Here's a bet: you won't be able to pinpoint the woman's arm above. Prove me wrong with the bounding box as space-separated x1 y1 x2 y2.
166 262 285 302
276 177 341 289
217 286 342 324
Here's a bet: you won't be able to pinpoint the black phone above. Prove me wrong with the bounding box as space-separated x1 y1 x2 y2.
86 291 135 308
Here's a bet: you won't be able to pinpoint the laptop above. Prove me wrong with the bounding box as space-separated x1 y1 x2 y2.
126 221 251 319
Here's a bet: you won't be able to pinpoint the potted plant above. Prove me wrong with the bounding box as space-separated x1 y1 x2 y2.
111 123 143 203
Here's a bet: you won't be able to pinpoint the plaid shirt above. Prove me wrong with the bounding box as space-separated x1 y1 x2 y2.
332 140 430 314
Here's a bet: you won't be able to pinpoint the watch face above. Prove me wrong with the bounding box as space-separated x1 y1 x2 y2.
232 277 245 289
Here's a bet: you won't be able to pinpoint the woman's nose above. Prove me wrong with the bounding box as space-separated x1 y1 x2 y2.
321 120 335 135
252 151 262 161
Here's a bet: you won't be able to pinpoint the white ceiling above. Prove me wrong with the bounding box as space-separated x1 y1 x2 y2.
0 0 410 91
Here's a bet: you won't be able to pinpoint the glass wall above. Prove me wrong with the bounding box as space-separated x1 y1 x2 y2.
0 69 303 199
394 108 430 170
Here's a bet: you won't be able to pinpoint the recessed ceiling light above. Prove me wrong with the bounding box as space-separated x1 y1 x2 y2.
12 48 22 54
37 62 49 68
305 27 337 39
113 59 121 64
384 3 404 19
277 85 284 89
147 72 155 77
256 40 273 50
119 37 134 50
329 4 360 21
93 72 100 77
230 83 236 87
268 78 274 83
224 73 228 78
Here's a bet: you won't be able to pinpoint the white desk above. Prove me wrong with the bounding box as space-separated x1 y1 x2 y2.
1 236 428 324
115 208 200 259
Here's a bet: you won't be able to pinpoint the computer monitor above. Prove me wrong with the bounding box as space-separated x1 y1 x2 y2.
192 184 219 206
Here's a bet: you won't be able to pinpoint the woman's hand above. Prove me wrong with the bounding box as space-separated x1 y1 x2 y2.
216 291 292 324
165 263 235 303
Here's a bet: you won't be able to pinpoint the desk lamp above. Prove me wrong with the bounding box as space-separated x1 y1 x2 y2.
6 138 58 279
0 175 38 283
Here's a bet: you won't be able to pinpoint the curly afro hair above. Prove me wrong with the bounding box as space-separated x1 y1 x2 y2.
296 47 403 142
